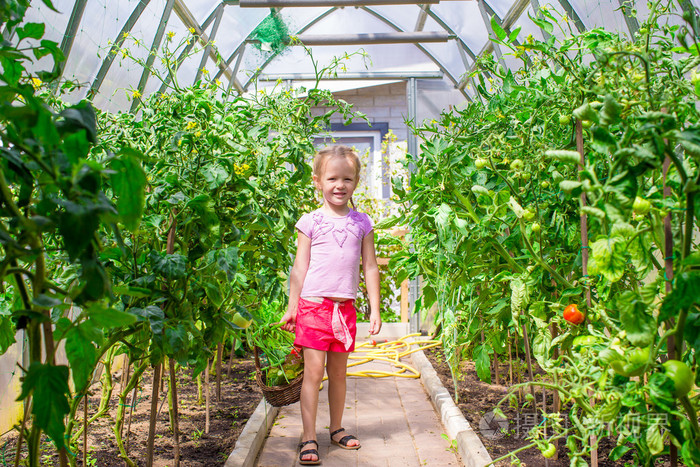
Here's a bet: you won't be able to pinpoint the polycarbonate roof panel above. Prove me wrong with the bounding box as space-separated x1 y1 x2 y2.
487 0 516 19
567 0 629 34
15 0 696 113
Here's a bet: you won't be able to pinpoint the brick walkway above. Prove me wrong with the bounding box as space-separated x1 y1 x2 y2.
255 351 462 466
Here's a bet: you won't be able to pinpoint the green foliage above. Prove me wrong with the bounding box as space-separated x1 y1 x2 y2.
0 7 364 465
391 2 700 465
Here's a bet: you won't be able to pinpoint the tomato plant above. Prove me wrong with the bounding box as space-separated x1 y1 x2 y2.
389 2 700 465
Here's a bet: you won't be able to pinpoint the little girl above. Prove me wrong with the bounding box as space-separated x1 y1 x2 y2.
280 145 381 465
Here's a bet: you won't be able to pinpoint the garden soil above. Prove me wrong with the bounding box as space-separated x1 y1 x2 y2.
423 347 644 467
2 356 262 466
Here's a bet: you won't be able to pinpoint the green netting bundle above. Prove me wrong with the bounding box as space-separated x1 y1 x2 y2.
251 12 290 54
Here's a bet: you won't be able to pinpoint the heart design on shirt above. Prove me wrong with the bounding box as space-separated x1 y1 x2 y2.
312 212 334 235
332 228 348 247
346 219 362 239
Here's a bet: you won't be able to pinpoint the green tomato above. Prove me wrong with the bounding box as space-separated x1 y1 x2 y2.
510 159 524 171
540 181 550 189
662 360 694 398
572 335 600 349
475 158 488 169
558 114 571 125
520 172 531 181
523 209 536 221
542 443 556 458
629 346 650 367
531 222 541 233
581 120 593 129
610 347 650 377
632 196 651 215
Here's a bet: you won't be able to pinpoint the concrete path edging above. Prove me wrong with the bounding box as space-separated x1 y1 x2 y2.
409 343 493 467
224 398 279 467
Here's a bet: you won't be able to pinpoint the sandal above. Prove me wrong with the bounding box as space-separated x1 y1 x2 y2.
298 439 320 465
330 428 361 450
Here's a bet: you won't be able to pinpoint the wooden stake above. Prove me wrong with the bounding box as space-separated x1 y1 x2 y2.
83 395 88 467
550 323 560 460
125 384 138 454
216 342 223 402
169 358 181 466
576 119 597 467
146 363 162 467
520 323 537 409
119 359 131 439
508 331 513 386
205 359 211 433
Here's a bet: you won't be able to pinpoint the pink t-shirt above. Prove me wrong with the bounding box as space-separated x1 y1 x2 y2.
296 208 374 300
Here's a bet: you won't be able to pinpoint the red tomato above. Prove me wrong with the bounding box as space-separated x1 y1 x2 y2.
563 304 585 325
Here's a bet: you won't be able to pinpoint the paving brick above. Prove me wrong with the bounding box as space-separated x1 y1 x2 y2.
254 355 462 467
255 436 298 466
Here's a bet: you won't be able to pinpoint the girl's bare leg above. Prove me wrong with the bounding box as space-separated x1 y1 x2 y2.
326 351 360 447
300 348 326 461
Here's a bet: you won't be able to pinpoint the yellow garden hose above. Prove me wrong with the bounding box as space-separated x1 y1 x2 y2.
321 333 442 381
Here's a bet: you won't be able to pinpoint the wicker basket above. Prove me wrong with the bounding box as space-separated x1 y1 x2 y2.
254 346 304 407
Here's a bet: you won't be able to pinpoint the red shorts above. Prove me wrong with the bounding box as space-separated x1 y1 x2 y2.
294 298 357 352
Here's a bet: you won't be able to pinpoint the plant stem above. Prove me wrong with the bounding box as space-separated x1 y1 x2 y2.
216 343 223 402
168 358 180 467
113 360 147 467
205 359 211 434
146 363 162 467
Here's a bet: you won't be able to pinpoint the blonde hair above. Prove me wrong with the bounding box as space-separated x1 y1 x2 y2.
312 145 361 182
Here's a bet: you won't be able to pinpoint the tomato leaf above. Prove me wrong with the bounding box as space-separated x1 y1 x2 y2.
65 322 101 389
87 303 137 329
129 305 165 334
490 16 507 41
17 363 71 449
588 237 626 283
473 344 491 383
16 23 45 40
109 149 147 231
149 251 187 279
616 291 656 347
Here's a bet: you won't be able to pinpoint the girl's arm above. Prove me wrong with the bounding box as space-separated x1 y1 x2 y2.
361 231 382 335
280 232 311 332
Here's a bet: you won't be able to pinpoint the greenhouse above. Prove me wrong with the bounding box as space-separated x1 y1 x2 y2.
1 0 699 465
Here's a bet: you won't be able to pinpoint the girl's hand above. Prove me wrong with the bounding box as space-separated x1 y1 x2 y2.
279 310 296 332
368 312 382 335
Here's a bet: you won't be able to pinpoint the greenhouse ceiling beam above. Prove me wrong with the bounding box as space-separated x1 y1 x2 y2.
617 0 639 37
213 41 247 92
241 7 339 91
415 4 430 31
89 0 152 98
476 0 506 68
194 4 225 83
556 0 586 33
131 0 176 113
360 5 466 96
258 71 444 80
424 8 477 61
56 0 88 78
270 31 452 45
237 0 439 7
158 4 229 93
171 0 244 92
458 0 530 90
226 43 247 94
